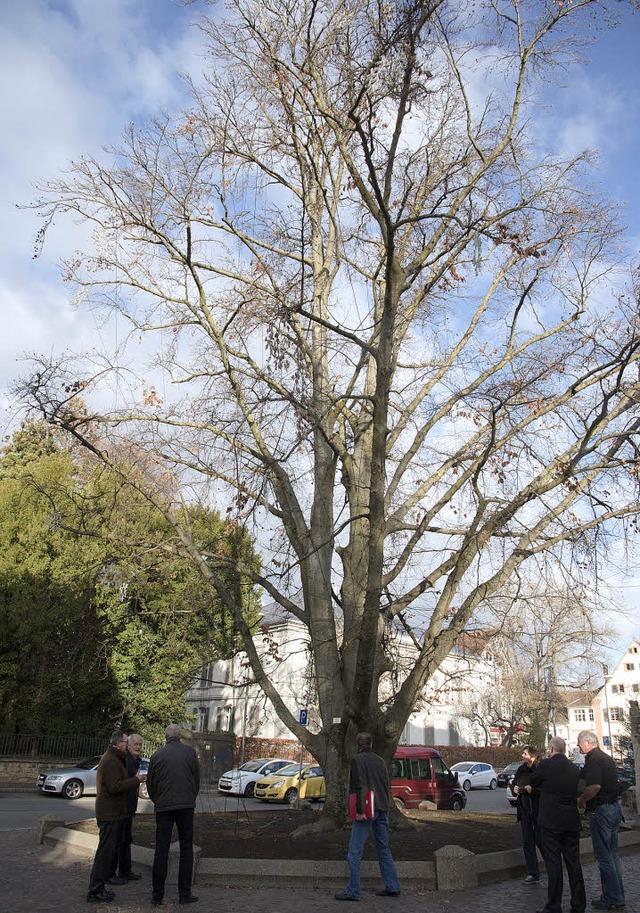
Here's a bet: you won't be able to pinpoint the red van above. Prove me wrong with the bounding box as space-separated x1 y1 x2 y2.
391 746 467 811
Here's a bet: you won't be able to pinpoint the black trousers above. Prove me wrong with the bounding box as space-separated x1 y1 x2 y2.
87 818 124 897
152 807 195 901
116 813 134 876
539 826 586 913
520 810 542 877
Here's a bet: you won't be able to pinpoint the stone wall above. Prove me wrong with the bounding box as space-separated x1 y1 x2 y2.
0 758 76 787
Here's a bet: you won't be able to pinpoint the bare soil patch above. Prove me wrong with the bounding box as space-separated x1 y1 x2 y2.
69 808 525 861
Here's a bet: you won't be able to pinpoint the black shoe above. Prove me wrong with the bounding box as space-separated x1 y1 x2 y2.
375 889 401 896
592 903 625 911
151 898 163 907
179 896 199 905
87 890 115 903
106 876 126 885
122 872 142 881
334 892 359 902
524 875 540 884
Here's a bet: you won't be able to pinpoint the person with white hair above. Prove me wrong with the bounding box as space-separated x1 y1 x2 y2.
146 724 200 906
577 730 625 911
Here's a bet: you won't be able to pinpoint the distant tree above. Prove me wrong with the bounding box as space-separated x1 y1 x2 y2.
18 0 640 823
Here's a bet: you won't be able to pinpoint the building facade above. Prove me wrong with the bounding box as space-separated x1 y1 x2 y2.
185 614 500 747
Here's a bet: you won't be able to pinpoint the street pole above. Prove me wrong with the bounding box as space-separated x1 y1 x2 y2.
602 665 614 759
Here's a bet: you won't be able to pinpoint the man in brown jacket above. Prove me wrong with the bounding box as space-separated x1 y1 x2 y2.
86 731 145 903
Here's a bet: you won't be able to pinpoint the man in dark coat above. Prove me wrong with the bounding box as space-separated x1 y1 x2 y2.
146 724 200 906
86 731 145 903
527 736 586 913
512 745 543 884
577 730 625 910
334 732 401 902
114 732 143 882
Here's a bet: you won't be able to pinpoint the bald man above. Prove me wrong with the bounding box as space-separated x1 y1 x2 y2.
146 724 200 906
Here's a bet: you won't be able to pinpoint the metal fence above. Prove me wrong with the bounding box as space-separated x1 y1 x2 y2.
0 732 161 760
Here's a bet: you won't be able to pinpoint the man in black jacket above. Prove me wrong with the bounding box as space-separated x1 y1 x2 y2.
577 730 625 910
512 745 543 884
527 737 586 913
334 732 401 902
147 724 200 906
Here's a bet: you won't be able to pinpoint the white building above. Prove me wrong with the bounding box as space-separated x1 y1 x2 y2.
186 612 500 746
592 640 640 759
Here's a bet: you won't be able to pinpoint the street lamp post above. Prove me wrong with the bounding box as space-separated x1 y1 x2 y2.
602 664 614 759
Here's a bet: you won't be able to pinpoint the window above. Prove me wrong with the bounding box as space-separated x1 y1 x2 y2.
589 709 594 721
625 663 634 671
619 684 625 693
612 685 619 694
603 709 608 722
410 759 432 780
610 707 624 722
633 684 639 693
391 759 407 779
574 709 586 722
432 757 448 781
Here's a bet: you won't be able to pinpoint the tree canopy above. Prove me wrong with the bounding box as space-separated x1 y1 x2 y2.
0 421 259 737
17 0 640 819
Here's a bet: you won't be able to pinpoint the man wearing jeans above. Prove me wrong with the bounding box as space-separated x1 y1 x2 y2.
334 732 401 901
577 731 625 911
147 725 200 906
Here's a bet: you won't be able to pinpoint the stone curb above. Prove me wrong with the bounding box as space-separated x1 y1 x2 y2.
41 820 640 892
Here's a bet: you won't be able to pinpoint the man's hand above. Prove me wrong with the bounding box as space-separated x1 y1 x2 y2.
136 771 146 782
355 813 366 821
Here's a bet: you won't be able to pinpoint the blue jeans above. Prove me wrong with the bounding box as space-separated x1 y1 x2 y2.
588 803 625 907
345 810 400 899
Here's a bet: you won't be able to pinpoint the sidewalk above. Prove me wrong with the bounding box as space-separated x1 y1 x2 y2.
3 826 639 913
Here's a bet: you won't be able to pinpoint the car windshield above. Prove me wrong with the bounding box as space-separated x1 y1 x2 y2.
239 759 269 772
272 764 303 777
452 763 473 771
75 756 101 770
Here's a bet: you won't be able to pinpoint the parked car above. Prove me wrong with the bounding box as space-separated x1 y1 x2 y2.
37 755 150 800
217 758 291 798
391 746 467 810
497 762 521 789
450 761 498 791
616 765 636 787
254 762 325 803
506 780 518 807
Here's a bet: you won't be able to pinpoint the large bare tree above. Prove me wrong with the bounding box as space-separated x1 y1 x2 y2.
18 0 640 823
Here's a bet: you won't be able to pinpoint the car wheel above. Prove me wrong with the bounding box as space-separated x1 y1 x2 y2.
451 797 464 811
284 788 298 804
63 778 84 800
243 781 255 798
489 778 497 790
139 782 149 800
462 779 471 791
393 796 405 810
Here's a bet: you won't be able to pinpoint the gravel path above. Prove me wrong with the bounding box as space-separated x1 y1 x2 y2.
3 827 639 913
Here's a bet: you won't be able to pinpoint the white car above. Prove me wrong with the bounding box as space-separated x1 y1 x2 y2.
217 758 291 797
451 761 498 791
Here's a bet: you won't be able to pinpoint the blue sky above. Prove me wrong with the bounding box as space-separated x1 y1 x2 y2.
0 0 639 660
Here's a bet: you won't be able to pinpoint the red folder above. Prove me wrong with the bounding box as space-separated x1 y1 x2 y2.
349 790 375 820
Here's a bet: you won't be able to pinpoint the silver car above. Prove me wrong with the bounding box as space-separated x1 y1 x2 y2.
37 756 149 800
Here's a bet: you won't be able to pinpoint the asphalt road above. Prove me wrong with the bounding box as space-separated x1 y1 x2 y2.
0 784 515 830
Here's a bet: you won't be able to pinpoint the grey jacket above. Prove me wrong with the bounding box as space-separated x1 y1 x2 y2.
147 737 200 812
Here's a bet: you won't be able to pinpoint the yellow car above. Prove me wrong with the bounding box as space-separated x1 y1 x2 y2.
254 762 325 803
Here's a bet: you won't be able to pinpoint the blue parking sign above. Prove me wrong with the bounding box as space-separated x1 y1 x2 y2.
299 709 308 725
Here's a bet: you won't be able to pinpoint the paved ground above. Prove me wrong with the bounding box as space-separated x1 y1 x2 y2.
3 827 638 913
